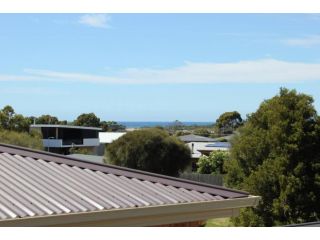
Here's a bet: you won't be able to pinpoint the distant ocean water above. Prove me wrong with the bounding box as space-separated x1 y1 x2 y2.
119 121 213 128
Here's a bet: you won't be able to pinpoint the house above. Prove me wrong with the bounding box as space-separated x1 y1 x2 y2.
197 142 231 156
30 124 102 155
0 143 260 226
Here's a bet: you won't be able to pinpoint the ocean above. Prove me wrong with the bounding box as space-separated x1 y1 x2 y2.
119 121 213 128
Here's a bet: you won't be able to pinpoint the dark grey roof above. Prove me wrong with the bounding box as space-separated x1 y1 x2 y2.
30 124 102 131
0 143 250 222
178 134 216 142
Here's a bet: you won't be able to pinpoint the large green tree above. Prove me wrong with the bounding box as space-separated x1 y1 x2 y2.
225 88 320 226
74 113 100 127
215 111 242 133
105 128 191 176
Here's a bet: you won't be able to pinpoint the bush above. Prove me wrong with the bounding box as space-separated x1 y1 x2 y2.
193 128 211 137
197 150 229 174
0 129 43 150
105 128 191 176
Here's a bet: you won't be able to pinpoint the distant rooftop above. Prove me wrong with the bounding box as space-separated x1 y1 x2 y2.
179 134 216 143
30 124 102 131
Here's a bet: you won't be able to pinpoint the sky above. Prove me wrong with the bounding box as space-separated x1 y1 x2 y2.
1 13 320 122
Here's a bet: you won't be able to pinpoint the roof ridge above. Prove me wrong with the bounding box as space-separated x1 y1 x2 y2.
0 143 248 198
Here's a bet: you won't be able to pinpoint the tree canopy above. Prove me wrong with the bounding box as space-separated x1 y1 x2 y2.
74 113 101 127
215 111 243 133
105 128 191 176
225 88 320 226
35 114 60 125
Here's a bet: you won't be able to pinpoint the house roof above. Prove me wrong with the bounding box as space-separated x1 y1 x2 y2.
0 143 258 226
179 134 217 143
30 124 102 131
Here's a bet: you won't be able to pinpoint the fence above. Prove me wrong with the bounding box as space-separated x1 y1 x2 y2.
179 172 223 186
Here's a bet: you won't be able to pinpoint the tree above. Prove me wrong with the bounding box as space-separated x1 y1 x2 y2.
193 128 211 137
174 130 191 137
0 105 15 130
36 115 59 124
100 121 126 132
11 114 30 132
216 111 242 134
197 150 229 174
74 113 100 127
225 88 320 226
167 120 184 133
105 128 191 176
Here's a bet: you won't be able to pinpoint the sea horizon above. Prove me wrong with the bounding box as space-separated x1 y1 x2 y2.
118 121 214 128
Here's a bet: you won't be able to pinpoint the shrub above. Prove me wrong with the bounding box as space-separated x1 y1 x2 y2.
105 128 191 176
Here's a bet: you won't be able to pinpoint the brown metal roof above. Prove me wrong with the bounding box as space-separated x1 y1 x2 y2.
0 143 249 221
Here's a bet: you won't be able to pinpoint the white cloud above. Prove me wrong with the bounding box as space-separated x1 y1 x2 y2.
78 14 111 29
2 59 320 84
283 35 320 47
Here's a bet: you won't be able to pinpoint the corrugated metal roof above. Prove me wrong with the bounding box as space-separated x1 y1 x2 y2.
0 143 249 221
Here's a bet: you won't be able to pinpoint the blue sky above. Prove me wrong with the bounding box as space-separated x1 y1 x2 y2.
1 14 320 122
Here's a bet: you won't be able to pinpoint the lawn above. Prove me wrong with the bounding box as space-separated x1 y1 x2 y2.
205 217 233 227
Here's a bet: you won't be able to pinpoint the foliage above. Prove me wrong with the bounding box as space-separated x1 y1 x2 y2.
196 150 229 174
69 147 94 155
0 129 43 150
0 105 31 132
105 128 191 176
100 121 125 132
205 218 233 227
225 88 320 226
216 111 243 133
35 114 60 124
167 120 185 133
193 128 211 137
174 130 191 136
74 113 101 127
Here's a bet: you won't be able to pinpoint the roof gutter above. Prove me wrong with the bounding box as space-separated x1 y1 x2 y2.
0 196 260 227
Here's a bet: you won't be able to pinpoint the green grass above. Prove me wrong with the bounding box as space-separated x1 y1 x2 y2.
205 217 233 227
